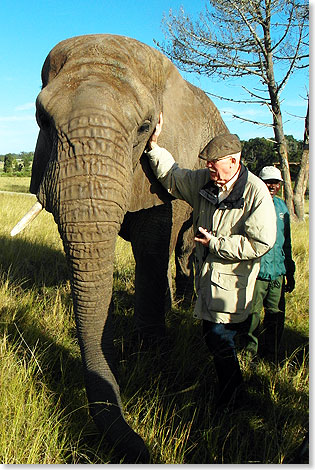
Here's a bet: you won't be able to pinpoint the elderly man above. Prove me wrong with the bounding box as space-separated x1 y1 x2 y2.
145 113 276 410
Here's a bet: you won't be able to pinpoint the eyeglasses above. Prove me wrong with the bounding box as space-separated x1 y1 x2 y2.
199 154 232 163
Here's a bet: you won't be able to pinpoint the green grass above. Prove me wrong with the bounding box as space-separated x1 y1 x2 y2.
0 176 31 194
0 192 309 463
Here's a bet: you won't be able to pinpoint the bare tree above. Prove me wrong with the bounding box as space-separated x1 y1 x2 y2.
156 0 309 219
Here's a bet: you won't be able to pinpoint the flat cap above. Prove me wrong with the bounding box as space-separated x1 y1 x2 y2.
199 133 241 161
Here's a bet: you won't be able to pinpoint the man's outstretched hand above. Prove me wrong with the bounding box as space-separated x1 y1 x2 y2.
147 112 163 150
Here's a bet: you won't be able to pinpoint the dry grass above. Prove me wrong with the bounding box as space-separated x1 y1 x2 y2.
0 192 309 464
0 176 31 194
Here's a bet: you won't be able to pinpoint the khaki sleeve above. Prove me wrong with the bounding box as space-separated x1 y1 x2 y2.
208 185 277 260
146 146 206 206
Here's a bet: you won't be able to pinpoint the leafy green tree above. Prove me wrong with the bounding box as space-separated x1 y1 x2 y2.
241 138 277 175
14 161 23 173
20 152 33 170
4 154 14 173
285 135 304 182
242 135 303 182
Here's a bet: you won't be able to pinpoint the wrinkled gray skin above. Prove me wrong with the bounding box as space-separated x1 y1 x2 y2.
30 34 228 462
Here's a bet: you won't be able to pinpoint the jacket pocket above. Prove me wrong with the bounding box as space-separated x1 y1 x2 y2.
211 271 248 290
205 271 248 313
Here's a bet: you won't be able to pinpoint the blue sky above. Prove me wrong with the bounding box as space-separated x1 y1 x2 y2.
0 0 309 154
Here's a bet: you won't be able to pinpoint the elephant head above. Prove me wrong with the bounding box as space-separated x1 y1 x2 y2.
18 34 228 462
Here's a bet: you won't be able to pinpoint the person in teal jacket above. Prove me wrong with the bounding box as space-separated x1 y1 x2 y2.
246 166 295 361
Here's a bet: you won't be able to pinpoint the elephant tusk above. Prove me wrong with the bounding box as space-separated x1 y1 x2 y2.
10 201 43 237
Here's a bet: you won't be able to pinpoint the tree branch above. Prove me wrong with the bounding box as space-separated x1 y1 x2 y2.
205 90 266 105
223 111 274 128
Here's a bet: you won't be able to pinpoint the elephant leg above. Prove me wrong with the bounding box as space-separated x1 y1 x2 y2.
174 212 195 305
167 200 195 306
127 204 173 339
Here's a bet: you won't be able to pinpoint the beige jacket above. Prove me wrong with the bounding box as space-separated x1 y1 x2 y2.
147 146 276 324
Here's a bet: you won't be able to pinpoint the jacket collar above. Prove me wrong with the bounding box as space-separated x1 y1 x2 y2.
199 163 248 209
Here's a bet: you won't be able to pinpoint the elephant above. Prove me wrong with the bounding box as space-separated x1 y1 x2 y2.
21 34 228 462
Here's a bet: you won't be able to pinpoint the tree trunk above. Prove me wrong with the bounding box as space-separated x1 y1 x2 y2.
264 26 296 218
269 88 295 218
293 150 309 220
293 99 309 220
275 126 295 219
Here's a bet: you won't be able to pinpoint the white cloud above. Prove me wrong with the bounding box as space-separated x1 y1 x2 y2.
285 100 308 108
15 102 35 111
0 115 35 122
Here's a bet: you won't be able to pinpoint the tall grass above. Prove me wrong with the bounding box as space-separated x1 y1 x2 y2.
0 176 31 194
0 192 309 463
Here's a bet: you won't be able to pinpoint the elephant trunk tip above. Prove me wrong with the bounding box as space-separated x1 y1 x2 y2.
112 434 151 464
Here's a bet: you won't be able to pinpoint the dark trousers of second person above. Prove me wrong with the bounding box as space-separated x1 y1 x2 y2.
246 275 285 361
203 318 250 407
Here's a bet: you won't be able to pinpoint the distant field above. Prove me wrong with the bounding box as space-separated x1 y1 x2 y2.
0 176 31 194
0 175 309 218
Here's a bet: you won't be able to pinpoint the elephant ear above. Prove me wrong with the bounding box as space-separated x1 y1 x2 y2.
128 63 228 212
30 129 52 195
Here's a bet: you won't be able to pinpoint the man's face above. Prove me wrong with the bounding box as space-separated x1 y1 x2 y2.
206 155 238 185
264 179 281 197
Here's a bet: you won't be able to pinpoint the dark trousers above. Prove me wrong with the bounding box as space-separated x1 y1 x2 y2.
246 276 285 359
203 318 250 405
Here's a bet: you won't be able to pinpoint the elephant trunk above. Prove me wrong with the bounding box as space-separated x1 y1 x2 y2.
66 226 149 462
37 124 150 462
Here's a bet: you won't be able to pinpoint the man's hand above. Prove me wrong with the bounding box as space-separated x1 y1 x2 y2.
194 226 212 247
285 275 295 293
147 112 163 150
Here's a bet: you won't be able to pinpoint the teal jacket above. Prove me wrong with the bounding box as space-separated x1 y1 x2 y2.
258 196 295 281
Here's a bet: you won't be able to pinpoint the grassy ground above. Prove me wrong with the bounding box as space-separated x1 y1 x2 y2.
0 191 309 464
0 176 31 194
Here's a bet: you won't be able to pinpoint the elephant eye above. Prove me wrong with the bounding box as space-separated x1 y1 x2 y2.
137 120 151 134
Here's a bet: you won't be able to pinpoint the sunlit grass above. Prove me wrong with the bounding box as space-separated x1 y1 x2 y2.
0 335 68 464
0 176 31 194
0 191 309 463
285 219 309 336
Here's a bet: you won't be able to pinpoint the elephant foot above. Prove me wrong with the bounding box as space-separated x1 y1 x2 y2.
175 279 195 307
133 329 171 353
109 430 151 463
